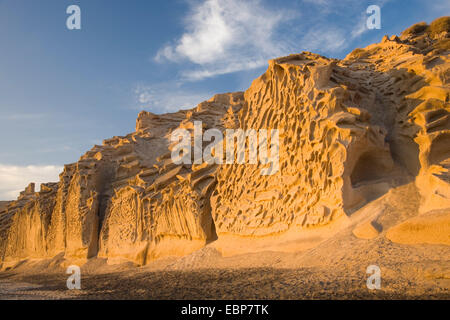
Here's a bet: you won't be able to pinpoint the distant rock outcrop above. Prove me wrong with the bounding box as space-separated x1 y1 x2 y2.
1 17 449 268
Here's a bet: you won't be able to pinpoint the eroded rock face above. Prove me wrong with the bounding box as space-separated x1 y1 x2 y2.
211 53 396 238
1 183 57 262
0 18 449 267
1 92 244 266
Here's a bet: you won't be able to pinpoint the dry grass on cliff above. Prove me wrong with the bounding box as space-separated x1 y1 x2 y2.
401 16 450 38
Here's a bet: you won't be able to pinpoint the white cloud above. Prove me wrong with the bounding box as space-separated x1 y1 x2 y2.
301 27 347 52
153 0 404 82
0 164 62 200
351 13 369 39
181 58 268 81
155 0 292 80
134 84 213 113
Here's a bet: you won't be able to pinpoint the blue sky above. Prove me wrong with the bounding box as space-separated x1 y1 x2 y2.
0 0 448 199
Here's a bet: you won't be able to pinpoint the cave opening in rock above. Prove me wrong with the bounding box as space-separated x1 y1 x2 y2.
350 151 392 187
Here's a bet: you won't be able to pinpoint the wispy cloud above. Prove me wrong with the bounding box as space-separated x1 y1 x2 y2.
301 27 347 52
303 0 391 40
154 0 384 81
134 84 213 113
0 113 46 121
155 0 293 81
0 164 62 200
351 12 369 39
181 58 268 81
430 0 450 14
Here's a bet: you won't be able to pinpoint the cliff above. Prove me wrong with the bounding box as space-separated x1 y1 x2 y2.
1 17 449 268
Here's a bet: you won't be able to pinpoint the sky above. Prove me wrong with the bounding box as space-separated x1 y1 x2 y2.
0 0 449 200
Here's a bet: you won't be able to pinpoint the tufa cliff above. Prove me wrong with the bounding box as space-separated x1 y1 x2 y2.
1 17 449 268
